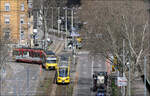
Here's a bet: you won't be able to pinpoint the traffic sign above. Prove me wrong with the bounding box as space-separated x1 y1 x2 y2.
57 19 61 24
33 29 37 33
117 77 127 86
71 32 80 37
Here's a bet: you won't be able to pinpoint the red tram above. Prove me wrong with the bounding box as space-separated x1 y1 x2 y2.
13 48 46 64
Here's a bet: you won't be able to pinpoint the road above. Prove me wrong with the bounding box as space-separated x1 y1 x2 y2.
73 52 106 96
0 61 43 96
0 32 63 96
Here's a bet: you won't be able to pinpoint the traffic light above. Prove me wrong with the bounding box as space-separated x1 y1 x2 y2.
77 37 82 43
113 56 117 65
112 65 115 72
112 56 117 72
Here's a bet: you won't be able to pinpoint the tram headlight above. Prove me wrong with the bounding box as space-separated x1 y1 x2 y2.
66 78 69 80
58 78 61 80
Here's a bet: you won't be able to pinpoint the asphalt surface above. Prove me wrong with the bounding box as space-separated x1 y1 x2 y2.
0 33 62 96
73 52 106 96
0 61 42 96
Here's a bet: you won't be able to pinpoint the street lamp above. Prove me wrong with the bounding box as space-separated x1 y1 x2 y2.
57 7 60 36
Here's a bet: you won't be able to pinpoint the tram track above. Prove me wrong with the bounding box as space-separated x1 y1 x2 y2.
45 71 55 96
37 39 73 96
48 41 65 96
55 82 74 96
56 85 68 96
54 56 74 96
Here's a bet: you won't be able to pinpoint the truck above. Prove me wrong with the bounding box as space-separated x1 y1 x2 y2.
92 71 108 92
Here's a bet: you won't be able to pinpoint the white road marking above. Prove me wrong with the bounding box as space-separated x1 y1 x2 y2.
91 57 94 96
91 57 94 77
8 91 14 94
83 71 87 75
77 51 89 55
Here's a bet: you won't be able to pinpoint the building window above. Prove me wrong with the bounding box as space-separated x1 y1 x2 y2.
21 3 24 11
5 3 10 11
28 2 32 9
4 32 10 40
4 16 10 24
20 30 24 40
20 18 24 24
3 28 10 40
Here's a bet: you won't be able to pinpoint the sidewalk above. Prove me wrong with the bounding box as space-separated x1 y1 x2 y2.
132 78 149 96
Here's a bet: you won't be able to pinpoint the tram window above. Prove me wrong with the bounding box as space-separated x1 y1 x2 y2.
29 51 32 57
16 51 20 56
32 52 36 57
37 53 40 57
46 60 56 63
13 50 20 56
35 52 39 57
32 52 39 57
20 51 22 55
23 51 27 55
13 50 16 55
59 68 68 77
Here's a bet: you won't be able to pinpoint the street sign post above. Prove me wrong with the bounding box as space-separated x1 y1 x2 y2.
117 77 127 86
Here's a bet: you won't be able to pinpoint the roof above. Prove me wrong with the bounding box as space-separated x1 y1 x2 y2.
58 61 68 67
45 51 55 55
94 71 107 76
60 55 68 61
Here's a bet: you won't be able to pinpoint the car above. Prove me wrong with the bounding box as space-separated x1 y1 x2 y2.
96 91 106 96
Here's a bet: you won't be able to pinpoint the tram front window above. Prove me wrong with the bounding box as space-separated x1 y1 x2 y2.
59 68 68 77
46 60 56 63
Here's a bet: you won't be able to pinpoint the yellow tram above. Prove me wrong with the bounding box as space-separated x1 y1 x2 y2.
45 56 58 70
43 50 58 70
55 56 70 84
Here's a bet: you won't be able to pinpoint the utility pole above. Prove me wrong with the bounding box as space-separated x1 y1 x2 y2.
123 39 125 76
144 56 147 96
71 8 74 30
122 39 125 96
65 8 68 35
128 58 131 96
71 8 74 48
57 7 60 36
65 8 68 50
91 56 94 95
51 7 54 36
51 7 55 44
71 8 76 64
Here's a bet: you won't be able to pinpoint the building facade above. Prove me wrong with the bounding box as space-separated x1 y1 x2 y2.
0 0 28 44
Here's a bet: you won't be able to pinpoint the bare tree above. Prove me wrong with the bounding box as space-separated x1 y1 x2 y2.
79 1 150 79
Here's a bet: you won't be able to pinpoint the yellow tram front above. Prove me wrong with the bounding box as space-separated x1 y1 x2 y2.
45 56 58 70
56 66 70 84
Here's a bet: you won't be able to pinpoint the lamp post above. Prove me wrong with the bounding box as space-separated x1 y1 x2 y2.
57 7 60 36
64 7 68 50
51 7 55 44
144 56 147 96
